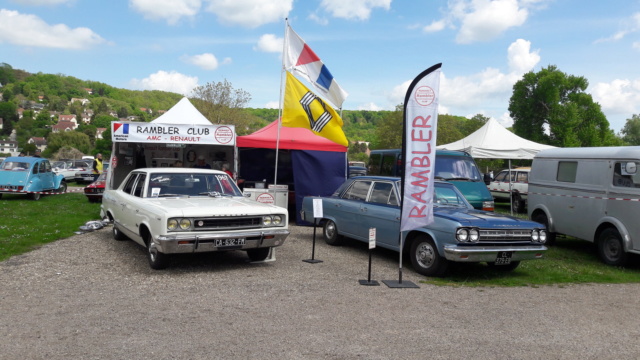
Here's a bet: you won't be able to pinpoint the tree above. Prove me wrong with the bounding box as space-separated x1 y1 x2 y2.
370 105 402 149
0 102 17 136
44 131 92 157
93 127 112 157
191 79 253 135
621 114 640 145
509 65 620 147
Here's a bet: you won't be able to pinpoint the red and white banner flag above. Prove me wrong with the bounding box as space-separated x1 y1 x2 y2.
401 63 442 232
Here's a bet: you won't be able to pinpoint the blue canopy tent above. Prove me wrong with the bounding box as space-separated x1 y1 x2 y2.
237 120 347 224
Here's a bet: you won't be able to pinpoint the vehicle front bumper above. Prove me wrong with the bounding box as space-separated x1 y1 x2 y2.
443 244 546 262
154 229 290 254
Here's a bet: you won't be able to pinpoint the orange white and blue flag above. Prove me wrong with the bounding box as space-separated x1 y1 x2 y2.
284 24 348 108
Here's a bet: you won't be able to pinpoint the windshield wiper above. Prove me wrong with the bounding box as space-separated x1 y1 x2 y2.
156 193 185 197
442 177 474 182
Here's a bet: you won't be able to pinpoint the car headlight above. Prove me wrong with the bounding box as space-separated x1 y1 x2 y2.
539 230 547 243
272 215 282 225
468 228 480 242
167 219 178 231
531 229 546 243
456 227 480 242
262 216 272 226
456 228 469 242
179 218 191 230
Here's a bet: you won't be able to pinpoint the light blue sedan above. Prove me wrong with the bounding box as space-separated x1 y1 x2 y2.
301 176 547 276
0 157 67 200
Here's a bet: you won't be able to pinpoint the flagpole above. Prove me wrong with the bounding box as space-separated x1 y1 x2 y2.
274 19 290 186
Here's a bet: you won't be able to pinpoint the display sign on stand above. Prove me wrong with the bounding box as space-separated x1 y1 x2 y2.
303 198 324 264
359 228 380 286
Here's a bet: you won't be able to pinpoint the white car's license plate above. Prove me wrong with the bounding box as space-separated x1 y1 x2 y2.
494 251 513 265
215 238 245 247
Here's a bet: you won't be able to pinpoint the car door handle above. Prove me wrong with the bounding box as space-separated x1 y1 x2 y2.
361 207 367 212
334 203 342 207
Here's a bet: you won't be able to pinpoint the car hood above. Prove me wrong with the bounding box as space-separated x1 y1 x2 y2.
142 196 288 217
435 207 540 228
0 171 29 185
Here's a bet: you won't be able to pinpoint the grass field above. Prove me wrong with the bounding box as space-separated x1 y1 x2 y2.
1 194 639 286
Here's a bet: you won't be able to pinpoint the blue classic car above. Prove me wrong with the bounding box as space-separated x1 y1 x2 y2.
0 157 67 200
301 176 547 276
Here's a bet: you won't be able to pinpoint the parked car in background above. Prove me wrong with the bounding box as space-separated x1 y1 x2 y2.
348 161 366 167
52 159 92 182
368 149 495 211
0 157 67 200
301 176 547 276
75 163 109 184
528 146 640 266
101 168 290 269
84 172 106 203
348 166 367 178
488 167 530 213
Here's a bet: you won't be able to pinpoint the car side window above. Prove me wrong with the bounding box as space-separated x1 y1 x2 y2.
39 161 46 174
45 161 52 172
343 180 371 201
517 172 528 183
494 171 507 182
122 174 138 195
133 174 146 197
368 182 394 205
32 162 39 174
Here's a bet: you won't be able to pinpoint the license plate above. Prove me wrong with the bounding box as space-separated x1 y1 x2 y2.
215 238 245 247
494 251 513 265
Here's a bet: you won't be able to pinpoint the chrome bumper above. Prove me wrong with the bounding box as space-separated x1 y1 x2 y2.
443 244 547 262
154 229 290 254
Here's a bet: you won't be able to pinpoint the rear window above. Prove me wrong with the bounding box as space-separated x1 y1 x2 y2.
557 161 577 182
1 161 30 171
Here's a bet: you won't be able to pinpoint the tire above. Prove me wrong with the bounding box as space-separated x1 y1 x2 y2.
56 181 67 194
323 220 344 246
532 212 556 246
30 192 41 201
247 247 271 262
598 228 628 266
487 261 521 271
511 194 525 213
145 232 169 270
409 236 449 277
112 224 128 241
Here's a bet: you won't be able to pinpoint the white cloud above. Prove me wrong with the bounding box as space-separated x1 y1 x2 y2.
507 39 540 75
590 79 640 116
320 0 391 20
129 70 199 96
423 19 447 33
595 12 640 44
129 0 201 25
357 102 383 111
204 0 292 28
264 101 279 109
0 9 106 49
180 53 225 70
308 12 329 26
254 34 283 53
456 0 528 43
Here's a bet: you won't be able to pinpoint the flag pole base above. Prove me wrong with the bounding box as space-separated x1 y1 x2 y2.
381 280 419 288
302 259 323 264
359 280 380 286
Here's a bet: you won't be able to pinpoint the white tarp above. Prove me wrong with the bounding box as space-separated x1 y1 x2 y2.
436 118 554 159
150 97 211 125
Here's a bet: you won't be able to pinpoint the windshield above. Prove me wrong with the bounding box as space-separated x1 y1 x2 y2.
146 173 242 198
435 155 482 181
394 180 471 208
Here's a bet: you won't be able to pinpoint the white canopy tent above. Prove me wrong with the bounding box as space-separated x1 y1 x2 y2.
436 118 555 214
436 118 555 159
150 97 211 125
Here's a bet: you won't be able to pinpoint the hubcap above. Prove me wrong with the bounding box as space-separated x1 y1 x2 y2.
326 222 336 238
604 237 621 260
416 242 435 268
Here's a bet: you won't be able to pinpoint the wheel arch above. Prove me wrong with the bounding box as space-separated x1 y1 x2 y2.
595 218 632 252
403 229 438 256
529 205 554 232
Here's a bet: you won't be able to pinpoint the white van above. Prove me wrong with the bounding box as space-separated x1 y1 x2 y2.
528 146 640 266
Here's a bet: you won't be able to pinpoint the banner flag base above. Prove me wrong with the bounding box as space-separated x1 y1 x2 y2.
302 259 323 264
359 280 380 286
381 280 419 288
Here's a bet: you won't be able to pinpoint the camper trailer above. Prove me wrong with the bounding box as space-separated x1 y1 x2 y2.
528 146 640 266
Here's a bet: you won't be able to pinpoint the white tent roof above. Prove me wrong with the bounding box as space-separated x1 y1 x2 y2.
436 118 555 159
150 97 211 125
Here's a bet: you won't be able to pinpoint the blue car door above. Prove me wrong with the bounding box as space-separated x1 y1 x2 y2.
331 180 371 239
39 160 54 190
361 180 401 250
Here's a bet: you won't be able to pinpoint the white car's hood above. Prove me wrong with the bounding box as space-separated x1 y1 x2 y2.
144 196 287 217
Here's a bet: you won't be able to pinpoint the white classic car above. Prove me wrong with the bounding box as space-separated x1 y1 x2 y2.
100 168 290 269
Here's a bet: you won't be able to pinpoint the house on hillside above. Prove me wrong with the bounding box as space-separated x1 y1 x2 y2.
70 98 90 106
28 137 47 152
17 108 24 119
81 113 92 124
96 128 107 140
52 120 77 132
58 114 77 124
0 140 18 156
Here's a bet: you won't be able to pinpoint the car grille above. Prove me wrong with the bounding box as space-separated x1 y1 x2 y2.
478 229 532 243
192 216 263 230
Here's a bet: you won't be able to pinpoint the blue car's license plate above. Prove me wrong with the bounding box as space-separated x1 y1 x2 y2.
494 251 512 265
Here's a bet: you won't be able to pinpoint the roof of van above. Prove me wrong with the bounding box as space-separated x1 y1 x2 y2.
535 146 640 159
369 149 471 156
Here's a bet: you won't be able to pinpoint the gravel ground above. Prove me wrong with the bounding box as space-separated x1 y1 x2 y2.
1 224 640 360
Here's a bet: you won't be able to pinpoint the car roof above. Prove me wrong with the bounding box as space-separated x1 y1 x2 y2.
4 156 45 164
131 168 227 175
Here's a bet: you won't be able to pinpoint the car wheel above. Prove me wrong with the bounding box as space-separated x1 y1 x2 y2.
30 192 41 201
56 181 67 193
409 236 449 277
511 194 524 213
598 228 628 266
323 220 344 246
532 212 556 246
145 232 169 270
246 248 271 262
487 261 520 271
112 224 128 241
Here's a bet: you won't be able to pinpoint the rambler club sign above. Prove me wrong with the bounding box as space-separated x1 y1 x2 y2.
111 122 235 145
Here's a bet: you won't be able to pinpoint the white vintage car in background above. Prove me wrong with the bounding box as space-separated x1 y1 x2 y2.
100 168 290 269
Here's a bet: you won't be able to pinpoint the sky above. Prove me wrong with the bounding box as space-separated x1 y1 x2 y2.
1 0 640 133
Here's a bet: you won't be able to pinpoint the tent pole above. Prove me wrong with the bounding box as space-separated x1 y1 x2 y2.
509 159 513 216
274 19 290 186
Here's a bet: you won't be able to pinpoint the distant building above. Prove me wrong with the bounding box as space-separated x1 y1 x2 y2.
0 140 18 156
96 128 107 140
58 114 78 124
28 137 47 152
52 120 77 132
70 98 90 106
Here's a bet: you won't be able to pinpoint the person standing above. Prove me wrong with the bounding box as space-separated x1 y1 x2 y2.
93 153 103 181
193 155 211 169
